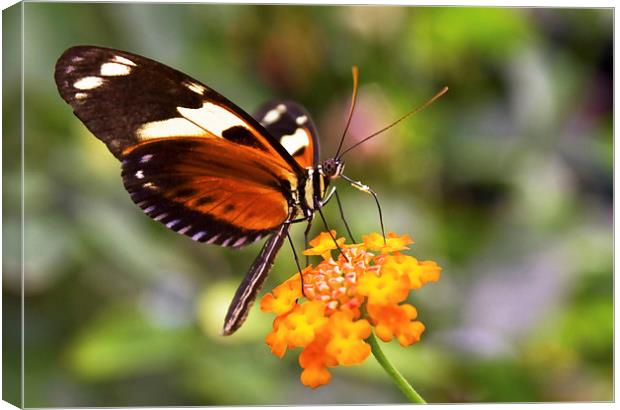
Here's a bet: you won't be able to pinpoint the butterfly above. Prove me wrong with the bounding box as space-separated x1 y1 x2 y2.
54 45 354 336
55 46 447 335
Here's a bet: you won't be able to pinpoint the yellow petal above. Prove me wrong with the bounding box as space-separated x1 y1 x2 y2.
260 273 303 315
304 231 346 260
363 232 414 253
282 301 329 348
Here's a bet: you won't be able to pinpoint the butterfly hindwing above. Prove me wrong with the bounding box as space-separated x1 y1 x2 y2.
255 100 320 168
121 137 298 248
55 46 303 175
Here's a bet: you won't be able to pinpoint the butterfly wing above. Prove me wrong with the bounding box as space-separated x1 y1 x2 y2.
218 101 322 333
55 46 309 247
55 46 317 335
121 136 299 247
254 100 320 168
54 45 303 174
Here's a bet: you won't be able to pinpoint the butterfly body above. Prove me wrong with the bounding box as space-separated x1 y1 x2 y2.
55 45 343 334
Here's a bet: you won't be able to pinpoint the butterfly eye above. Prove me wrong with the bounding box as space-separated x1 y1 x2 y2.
322 158 344 179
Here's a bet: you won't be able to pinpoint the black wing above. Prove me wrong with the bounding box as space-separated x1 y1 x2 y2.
54 45 303 174
254 100 320 168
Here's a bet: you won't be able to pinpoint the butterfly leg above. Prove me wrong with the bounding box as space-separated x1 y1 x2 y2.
319 186 355 242
303 215 314 266
316 206 349 262
341 174 387 244
334 188 357 243
286 230 308 297
320 186 336 207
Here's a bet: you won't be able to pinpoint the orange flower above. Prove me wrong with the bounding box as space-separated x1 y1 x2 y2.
261 231 441 388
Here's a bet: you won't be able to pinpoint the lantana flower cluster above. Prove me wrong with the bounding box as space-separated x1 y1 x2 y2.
260 231 441 388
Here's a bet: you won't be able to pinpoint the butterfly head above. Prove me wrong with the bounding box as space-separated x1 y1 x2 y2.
321 158 345 180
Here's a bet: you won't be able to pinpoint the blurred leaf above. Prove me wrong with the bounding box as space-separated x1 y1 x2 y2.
67 302 192 380
195 280 271 343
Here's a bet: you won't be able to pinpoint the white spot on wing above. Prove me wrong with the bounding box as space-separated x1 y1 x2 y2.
135 170 144 179
154 213 168 221
262 104 288 125
113 55 137 66
177 102 246 137
137 118 206 139
184 81 206 95
100 62 131 76
144 205 156 213
296 115 308 125
280 128 309 156
262 110 280 125
206 234 220 244
263 110 280 124
166 219 180 229
222 238 233 247
178 225 192 235
233 237 247 247
140 154 153 163
73 76 103 90
192 231 206 241
75 93 87 100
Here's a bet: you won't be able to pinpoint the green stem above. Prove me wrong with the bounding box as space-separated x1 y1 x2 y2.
367 331 426 404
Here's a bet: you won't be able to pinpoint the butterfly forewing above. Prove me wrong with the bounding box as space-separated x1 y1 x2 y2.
54 46 313 248
255 100 320 168
54 46 303 175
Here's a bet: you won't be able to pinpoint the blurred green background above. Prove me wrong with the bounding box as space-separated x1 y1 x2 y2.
3 3 612 406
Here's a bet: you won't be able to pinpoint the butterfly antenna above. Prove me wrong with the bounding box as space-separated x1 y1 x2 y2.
334 66 359 158
339 86 448 158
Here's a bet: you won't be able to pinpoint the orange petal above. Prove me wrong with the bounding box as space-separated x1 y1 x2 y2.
260 272 304 315
300 365 332 388
282 301 329 348
299 333 337 388
325 311 371 366
380 254 440 290
367 303 425 346
304 231 346 260
265 316 289 357
357 263 410 305
363 232 414 254
408 259 442 289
